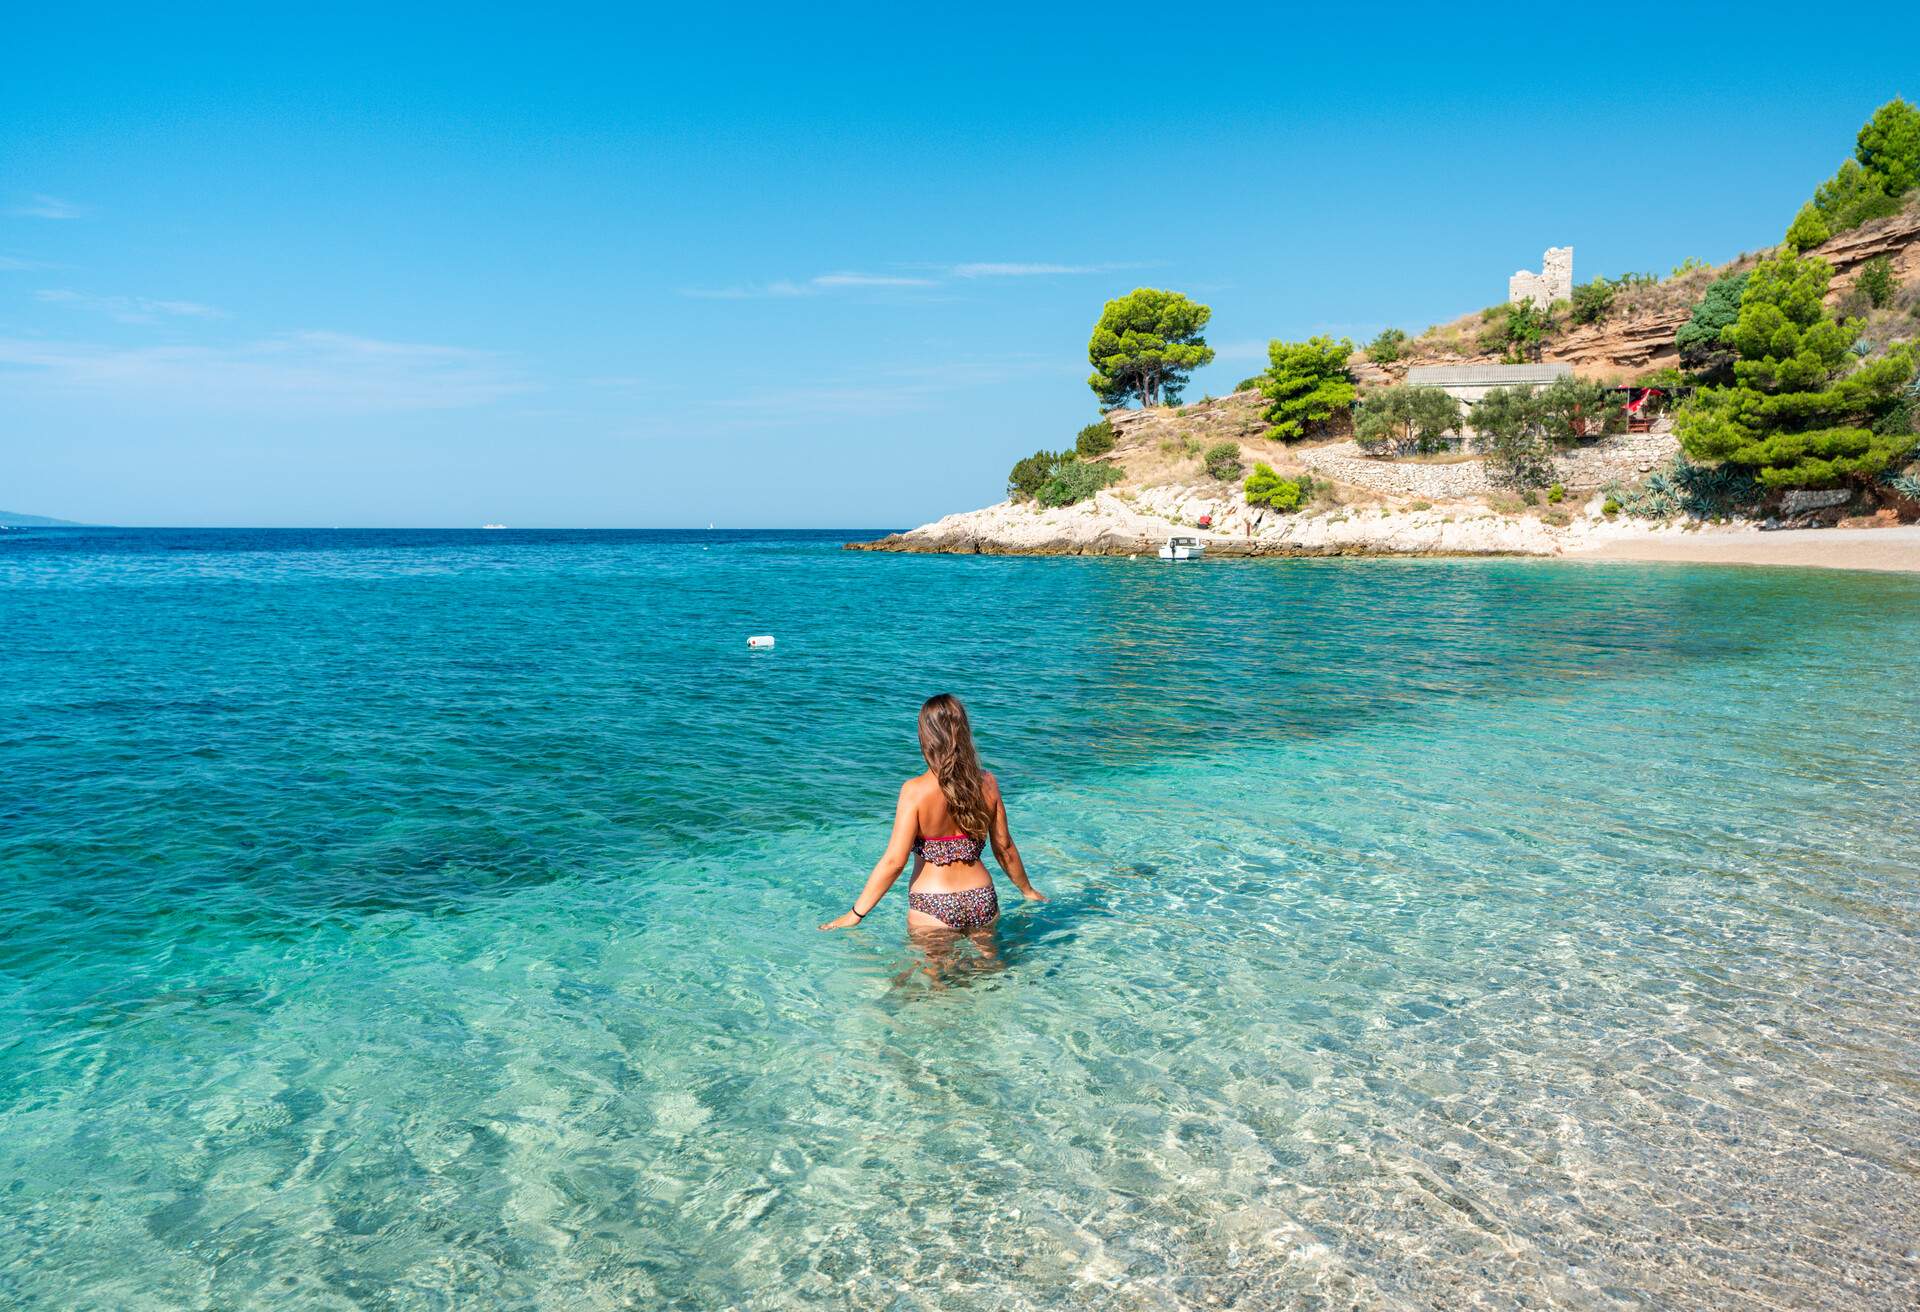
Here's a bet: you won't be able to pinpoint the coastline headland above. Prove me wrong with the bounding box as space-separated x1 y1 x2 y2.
853 195 1920 574
850 389 1920 572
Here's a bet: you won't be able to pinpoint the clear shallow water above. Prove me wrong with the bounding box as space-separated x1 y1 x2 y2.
3 527 1918 1311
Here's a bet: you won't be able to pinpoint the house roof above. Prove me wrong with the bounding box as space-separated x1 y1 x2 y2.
1405 363 1574 387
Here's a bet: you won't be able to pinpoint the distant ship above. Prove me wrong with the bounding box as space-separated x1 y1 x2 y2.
483 523 507 530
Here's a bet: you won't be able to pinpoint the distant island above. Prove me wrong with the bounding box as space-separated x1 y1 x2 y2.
0 510 86 527
853 97 1920 573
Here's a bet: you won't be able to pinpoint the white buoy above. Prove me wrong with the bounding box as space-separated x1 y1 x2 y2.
747 634 775 649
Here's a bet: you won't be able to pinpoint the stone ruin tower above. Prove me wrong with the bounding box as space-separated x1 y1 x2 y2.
1508 246 1573 310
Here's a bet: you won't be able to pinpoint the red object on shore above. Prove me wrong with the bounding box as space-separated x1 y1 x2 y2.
1197 514 1212 528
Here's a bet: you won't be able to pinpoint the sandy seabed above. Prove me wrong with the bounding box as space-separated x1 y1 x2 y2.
1568 525 1920 573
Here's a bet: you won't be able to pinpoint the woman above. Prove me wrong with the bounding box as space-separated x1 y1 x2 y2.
819 694 1045 933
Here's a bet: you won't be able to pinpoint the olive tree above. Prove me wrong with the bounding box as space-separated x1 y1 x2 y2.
1537 376 1626 446
1353 385 1463 455
1471 386 1556 489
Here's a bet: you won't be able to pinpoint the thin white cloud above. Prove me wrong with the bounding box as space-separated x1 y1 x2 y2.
684 261 1133 299
9 194 90 220
0 330 528 412
0 255 55 272
810 272 936 289
950 262 1109 278
36 289 228 324
682 270 937 299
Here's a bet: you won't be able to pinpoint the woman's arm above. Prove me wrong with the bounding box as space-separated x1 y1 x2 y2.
819 782 919 929
986 775 1046 902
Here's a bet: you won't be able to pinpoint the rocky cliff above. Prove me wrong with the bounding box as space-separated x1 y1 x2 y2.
1360 202 1920 384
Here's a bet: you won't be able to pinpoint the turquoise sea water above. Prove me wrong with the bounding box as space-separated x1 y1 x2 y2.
3 528 1918 1311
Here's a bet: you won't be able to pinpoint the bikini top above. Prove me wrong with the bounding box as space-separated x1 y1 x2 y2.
914 833 985 866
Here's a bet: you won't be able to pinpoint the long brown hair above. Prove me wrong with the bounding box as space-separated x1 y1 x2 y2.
918 693 992 839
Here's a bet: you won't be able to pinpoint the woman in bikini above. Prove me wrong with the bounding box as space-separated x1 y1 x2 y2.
819 693 1045 934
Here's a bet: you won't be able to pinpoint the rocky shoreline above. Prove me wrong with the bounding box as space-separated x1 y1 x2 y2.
846 489 1695 560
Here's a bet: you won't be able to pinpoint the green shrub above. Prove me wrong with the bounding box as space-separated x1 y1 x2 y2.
1243 462 1313 511
1672 257 1709 277
1676 271 1750 377
1475 304 1511 353
1366 328 1408 363
1035 457 1122 507
1857 256 1897 310
1873 374 1918 438
1505 301 1552 361
1406 500 1432 512
1259 336 1357 440
1480 301 1553 362
1203 441 1243 480
1856 96 1920 196
1547 483 1565 504
1235 375 1267 392
1811 160 1899 231
1784 203 1830 253
1569 280 1615 325
1008 450 1065 500
1602 498 1621 516
1675 252 1917 489
1075 419 1116 457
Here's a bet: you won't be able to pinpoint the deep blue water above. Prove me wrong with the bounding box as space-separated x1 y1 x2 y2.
3 527 1918 1310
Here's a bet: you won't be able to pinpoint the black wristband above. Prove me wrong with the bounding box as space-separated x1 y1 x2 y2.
851 905 866 920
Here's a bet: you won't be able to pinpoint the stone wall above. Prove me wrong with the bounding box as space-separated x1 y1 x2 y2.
1508 246 1573 310
1296 428 1679 500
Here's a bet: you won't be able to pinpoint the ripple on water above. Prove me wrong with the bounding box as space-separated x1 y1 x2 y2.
1 530 1918 1309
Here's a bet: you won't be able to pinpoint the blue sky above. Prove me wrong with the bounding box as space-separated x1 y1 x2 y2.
5 3 1918 527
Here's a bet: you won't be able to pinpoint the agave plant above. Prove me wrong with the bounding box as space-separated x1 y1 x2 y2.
1605 455 1762 519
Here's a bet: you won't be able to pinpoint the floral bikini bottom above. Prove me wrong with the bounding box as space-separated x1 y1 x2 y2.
907 884 999 931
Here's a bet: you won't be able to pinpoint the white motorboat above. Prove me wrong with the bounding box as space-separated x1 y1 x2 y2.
1157 535 1205 561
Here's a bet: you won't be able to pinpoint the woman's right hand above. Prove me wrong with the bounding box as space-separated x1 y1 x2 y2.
1020 887 1048 903
819 911 861 931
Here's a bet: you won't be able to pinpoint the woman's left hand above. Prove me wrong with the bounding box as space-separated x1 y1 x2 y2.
819 911 861 931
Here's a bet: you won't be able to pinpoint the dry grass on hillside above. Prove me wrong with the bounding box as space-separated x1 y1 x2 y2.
1095 389 1334 494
